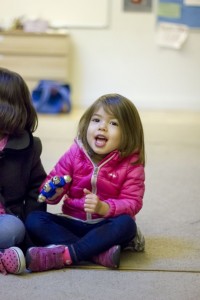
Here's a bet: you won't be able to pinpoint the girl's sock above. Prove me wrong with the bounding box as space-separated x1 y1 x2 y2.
63 247 72 265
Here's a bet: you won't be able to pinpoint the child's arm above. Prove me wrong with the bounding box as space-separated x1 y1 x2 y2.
103 164 145 218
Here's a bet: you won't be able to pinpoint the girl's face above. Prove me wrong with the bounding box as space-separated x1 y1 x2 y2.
87 106 122 160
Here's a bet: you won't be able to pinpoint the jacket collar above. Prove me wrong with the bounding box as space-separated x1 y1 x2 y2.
75 137 121 165
4 131 33 151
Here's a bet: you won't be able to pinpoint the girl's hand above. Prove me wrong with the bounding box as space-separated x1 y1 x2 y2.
38 183 64 202
83 188 109 216
48 187 64 200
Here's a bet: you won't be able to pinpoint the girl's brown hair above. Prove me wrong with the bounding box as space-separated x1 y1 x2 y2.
78 93 145 165
0 67 38 136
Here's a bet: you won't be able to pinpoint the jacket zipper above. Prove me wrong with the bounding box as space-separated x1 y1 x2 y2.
86 154 115 221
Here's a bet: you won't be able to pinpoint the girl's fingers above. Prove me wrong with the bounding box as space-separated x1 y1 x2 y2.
83 188 91 195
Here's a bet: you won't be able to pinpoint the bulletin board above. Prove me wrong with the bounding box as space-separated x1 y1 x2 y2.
157 0 200 28
1 0 109 28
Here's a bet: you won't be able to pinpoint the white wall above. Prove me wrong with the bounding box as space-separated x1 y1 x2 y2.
68 1 200 110
1 0 200 110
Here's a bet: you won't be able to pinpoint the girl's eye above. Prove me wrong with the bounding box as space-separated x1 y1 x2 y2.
91 118 100 122
110 121 118 126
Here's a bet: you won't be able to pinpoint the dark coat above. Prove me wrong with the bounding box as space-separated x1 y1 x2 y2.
0 130 47 221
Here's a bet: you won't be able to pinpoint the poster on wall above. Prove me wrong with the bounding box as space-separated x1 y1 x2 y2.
156 22 189 49
157 0 200 28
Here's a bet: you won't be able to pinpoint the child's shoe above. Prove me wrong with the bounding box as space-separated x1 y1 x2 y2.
26 245 66 272
124 227 145 252
0 247 26 275
92 245 121 269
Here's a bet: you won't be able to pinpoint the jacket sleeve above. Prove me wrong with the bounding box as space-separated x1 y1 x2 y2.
104 164 145 219
41 143 75 205
24 137 47 218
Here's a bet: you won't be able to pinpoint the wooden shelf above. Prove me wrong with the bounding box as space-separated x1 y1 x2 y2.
0 31 70 91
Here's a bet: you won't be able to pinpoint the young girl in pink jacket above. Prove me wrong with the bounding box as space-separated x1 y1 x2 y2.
25 93 145 272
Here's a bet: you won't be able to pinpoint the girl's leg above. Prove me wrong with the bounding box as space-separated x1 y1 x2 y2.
26 211 136 261
25 212 136 271
25 211 82 246
0 215 25 249
0 215 26 275
70 214 136 262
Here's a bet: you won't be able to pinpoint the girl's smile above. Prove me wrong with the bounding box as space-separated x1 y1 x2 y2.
94 134 108 148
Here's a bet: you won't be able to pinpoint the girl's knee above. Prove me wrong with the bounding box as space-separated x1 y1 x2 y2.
25 211 47 231
118 214 137 234
0 215 25 248
119 214 135 225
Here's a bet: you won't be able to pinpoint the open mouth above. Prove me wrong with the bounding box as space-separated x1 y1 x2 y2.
95 135 108 147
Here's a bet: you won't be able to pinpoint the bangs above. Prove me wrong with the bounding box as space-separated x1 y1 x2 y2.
97 96 123 122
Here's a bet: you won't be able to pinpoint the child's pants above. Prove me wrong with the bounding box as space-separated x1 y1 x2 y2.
0 214 25 249
25 211 136 263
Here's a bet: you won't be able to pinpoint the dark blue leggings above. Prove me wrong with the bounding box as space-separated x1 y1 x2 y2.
25 211 136 263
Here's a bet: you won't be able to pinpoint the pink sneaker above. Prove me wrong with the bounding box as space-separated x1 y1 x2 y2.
92 245 121 269
0 247 26 275
26 245 66 272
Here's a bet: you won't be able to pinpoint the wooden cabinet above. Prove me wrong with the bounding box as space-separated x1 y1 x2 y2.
0 31 70 91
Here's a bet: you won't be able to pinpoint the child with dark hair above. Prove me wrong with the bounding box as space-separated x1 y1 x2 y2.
0 68 46 275
26 93 145 272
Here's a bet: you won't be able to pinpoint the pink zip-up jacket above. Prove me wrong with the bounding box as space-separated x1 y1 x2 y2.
44 139 145 222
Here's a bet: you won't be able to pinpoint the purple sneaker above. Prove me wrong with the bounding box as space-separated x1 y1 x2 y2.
92 245 121 269
0 247 26 275
26 245 66 272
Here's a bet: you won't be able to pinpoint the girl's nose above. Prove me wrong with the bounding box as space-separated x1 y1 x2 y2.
98 121 107 131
